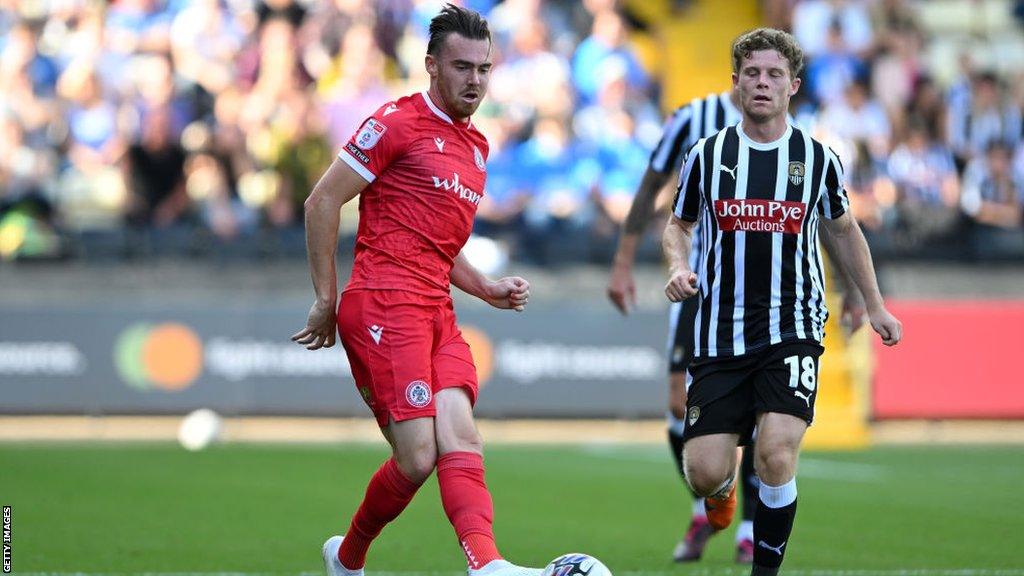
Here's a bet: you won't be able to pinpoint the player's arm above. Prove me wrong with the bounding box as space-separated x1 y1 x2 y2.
662 141 703 303
818 229 867 333
662 216 698 302
451 252 530 312
608 107 692 315
818 149 901 346
291 158 368 349
607 167 673 314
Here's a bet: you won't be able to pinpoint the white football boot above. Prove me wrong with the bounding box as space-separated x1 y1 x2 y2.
322 535 365 576
468 559 543 576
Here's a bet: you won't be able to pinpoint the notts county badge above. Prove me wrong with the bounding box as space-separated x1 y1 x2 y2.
688 406 701 426
788 161 805 186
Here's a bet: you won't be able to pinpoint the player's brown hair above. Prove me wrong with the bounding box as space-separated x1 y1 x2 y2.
731 28 804 79
427 3 491 56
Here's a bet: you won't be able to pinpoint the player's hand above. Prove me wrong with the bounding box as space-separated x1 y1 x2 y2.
483 276 530 312
664 269 698 302
868 305 902 346
291 299 337 350
840 288 867 335
607 262 637 315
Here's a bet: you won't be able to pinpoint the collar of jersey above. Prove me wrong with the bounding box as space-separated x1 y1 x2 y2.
420 91 473 129
736 121 792 151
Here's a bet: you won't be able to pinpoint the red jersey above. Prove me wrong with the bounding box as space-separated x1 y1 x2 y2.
337 92 489 298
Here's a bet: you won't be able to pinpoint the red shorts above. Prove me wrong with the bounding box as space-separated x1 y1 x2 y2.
337 289 479 427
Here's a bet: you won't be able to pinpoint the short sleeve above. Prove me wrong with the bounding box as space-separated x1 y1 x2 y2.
338 104 404 183
649 105 693 175
818 147 849 220
673 141 704 222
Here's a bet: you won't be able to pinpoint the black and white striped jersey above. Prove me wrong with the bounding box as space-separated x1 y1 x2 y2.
650 92 741 279
650 91 742 176
672 123 849 358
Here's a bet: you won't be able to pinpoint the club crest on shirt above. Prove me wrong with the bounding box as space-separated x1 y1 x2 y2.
406 380 432 408
356 118 387 150
688 406 700 426
473 145 485 171
788 161 805 186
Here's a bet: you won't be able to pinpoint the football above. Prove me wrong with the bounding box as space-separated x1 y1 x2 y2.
177 408 222 451
541 554 612 576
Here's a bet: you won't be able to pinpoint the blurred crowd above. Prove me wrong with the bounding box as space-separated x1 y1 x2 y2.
774 0 1024 261
0 0 1022 263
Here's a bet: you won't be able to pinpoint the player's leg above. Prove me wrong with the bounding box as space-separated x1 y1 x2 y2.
682 432 740 498
667 300 721 561
748 343 821 576
669 370 719 562
735 443 758 563
435 388 539 576
432 309 539 576
750 412 806 576
682 355 757 531
434 388 508 572
328 291 438 573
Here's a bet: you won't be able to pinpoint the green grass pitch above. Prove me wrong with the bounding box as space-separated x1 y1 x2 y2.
2 442 1022 574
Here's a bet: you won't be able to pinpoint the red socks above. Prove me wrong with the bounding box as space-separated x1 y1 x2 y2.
338 458 421 569
338 452 502 571
438 451 502 569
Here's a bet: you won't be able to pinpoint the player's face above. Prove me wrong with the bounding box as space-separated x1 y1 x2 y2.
426 34 492 120
733 49 800 123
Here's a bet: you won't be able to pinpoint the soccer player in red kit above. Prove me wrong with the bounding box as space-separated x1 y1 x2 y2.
291 5 536 576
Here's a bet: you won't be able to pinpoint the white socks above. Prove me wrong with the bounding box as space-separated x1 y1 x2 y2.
736 520 754 542
692 497 706 517
758 477 797 509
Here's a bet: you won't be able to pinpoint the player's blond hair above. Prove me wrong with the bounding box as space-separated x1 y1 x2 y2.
731 28 804 79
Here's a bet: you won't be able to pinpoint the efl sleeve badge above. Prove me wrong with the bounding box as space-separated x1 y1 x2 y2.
356 119 387 150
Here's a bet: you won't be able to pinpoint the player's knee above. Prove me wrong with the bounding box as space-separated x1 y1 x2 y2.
446 427 483 455
394 439 438 483
683 463 731 498
755 446 797 484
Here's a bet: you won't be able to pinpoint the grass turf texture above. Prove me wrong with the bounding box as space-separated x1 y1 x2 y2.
2 443 1022 573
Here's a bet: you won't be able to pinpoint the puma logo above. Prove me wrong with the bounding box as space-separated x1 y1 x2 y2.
794 390 813 407
367 325 384 344
720 164 737 180
758 540 786 556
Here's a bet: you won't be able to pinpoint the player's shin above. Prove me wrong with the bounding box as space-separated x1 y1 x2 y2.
437 451 502 569
339 458 424 569
751 477 798 576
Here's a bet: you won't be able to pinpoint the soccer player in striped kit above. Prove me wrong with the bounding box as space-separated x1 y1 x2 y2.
662 29 901 576
609 91 865 563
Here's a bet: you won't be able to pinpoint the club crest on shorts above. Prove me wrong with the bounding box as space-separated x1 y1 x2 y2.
788 161 805 186
356 118 386 150
473 145 485 171
688 406 701 426
405 380 432 408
